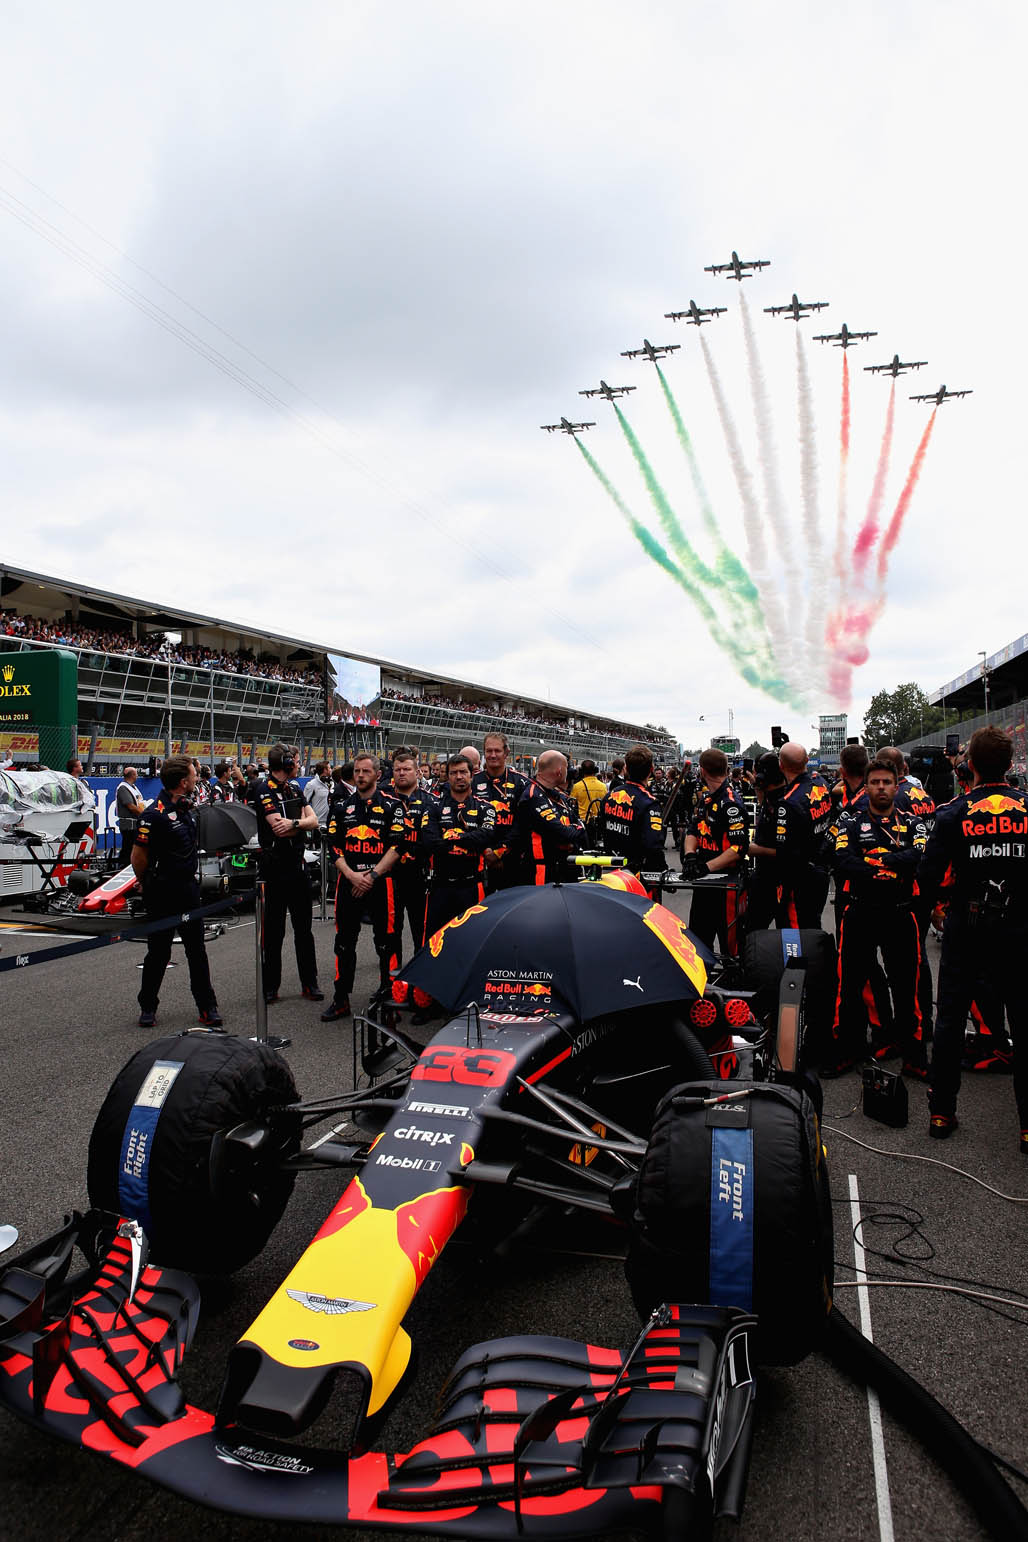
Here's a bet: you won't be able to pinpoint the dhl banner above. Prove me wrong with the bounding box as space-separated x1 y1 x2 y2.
0 734 332 762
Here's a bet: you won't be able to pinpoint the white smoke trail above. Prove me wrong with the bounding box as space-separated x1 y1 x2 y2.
795 329 828 693
738 291 803 692
700 334 802 705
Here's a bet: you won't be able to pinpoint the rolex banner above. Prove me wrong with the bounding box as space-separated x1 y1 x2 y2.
0 650 78 769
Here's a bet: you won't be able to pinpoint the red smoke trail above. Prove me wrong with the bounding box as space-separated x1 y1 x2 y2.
832 353 851 585
876 410 937 584
825 408 937 704
851 380 895 572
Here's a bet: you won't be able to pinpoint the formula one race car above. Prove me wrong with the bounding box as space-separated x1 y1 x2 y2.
0 883 837 1538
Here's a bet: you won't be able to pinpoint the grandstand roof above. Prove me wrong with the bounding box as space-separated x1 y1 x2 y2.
929 629 1028 716
0 563 671 741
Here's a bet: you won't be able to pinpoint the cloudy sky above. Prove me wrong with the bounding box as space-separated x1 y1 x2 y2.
1 1 1021 751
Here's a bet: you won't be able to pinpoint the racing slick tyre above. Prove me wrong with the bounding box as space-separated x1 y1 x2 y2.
87 1033 301 1275
741 927 837 1066
626 1080 833 1365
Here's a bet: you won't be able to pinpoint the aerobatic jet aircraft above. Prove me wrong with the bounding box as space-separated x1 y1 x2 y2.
909 383 972 405
540 417 595 435
764 293 829 321
620 339 680 363
704 250 770 281
664 299 726 325
813 322 877 349
578 381 636 401
865 355 928 378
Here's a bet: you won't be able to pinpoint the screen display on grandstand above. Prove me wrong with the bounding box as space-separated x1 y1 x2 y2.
327 653 381 719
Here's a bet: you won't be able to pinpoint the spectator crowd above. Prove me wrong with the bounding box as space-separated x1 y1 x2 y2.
1 610 322 688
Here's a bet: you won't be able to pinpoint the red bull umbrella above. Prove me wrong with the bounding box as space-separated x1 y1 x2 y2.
397 882 712 1019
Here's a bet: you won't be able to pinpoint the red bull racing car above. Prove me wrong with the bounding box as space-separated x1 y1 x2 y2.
0 882 838 1538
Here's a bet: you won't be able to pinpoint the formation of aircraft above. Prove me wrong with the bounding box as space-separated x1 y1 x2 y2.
540 417 594 435
620 338 680 363
578 380 636 401
704 250 770 281
865 355 927 378
812 322 877 349
909 383 972 405
542 252 972 436
764 293 829 321
664 299 726 326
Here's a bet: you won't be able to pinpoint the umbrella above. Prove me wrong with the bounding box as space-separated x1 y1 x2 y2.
397 883 712 1020
194 801 257 851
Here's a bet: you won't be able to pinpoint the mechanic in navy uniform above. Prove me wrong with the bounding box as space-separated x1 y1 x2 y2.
828 758 929 1078
254 742 322 1005
421 753 497 937
473 731 528 893
386 747 436 952
682 747 749 956
321 751 405 1021
598 742 666 890
773 742 833 928
516 749 587 886
918 725 1028 1147
131 755 222 1030
745 752 787 931
821 742 896 1053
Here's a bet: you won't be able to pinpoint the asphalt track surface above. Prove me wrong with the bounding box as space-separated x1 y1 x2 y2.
1 876 1026 1542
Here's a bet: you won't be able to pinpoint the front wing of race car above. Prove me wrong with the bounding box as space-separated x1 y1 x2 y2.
0 1214 757 1536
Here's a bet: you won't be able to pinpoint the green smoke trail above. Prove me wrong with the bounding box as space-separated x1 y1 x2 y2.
612 407 797 697
654 365 762 610
574 438 718 626
612 405 721 592
574 437 789 700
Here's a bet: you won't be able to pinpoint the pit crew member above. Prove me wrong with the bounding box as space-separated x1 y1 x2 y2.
515 750 586 886
254 742 322 1006
773 742 833 928
131 755 222 1030
473 732 528 892
422 754 497 937
321 752 404 1021
918 725 1028 1146
598 743 665 887
828 758 928 1078
682 747 749 955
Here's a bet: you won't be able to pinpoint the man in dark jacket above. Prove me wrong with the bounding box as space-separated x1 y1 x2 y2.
918 725 1028 1146
131 756 221 1029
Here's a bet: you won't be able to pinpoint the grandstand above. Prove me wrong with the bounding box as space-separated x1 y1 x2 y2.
0 565 677 769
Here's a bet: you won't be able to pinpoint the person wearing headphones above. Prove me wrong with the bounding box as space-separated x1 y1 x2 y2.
254 741 322 1005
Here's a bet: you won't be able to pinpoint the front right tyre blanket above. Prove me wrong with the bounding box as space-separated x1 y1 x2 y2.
88 1032 301 1275
627 1078 833 1365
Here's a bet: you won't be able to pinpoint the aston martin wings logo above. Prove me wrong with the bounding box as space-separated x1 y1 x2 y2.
286 1289 375 1315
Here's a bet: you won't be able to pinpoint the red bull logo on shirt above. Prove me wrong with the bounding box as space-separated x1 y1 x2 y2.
962 794 1027 838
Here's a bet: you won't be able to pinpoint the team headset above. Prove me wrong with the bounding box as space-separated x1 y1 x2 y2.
269 747 297 776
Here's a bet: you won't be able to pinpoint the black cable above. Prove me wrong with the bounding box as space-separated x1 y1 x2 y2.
831 1195 1028 1305
824 1307 1028 1542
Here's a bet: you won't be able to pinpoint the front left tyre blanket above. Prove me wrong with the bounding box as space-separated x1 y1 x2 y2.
87 1033 300 1275
627 1079 834 1366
